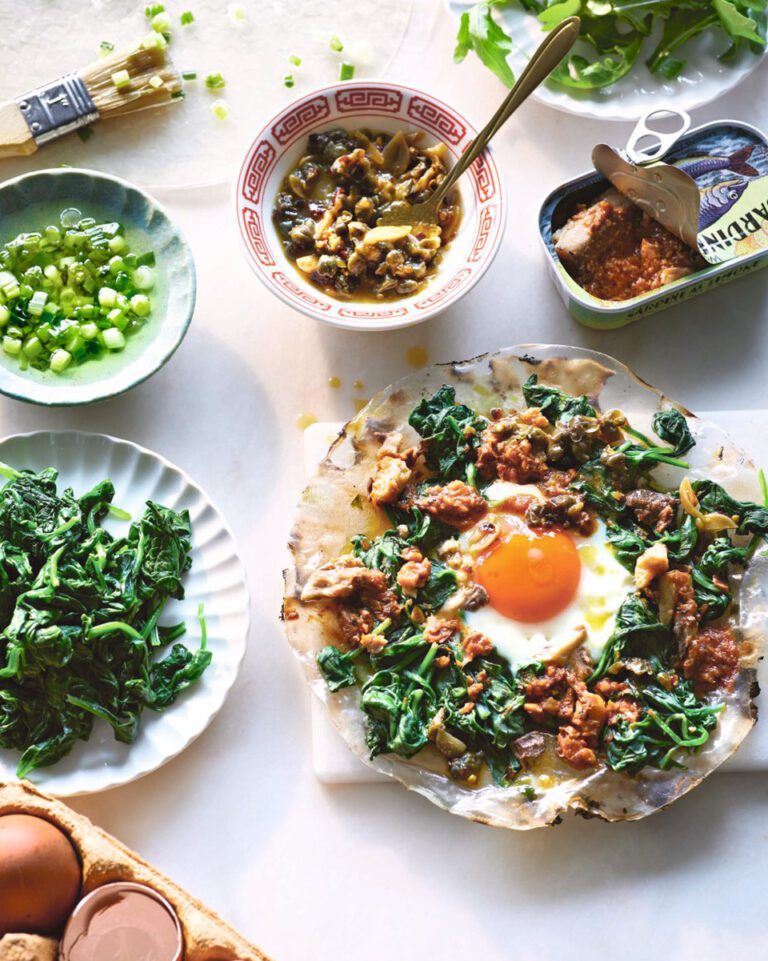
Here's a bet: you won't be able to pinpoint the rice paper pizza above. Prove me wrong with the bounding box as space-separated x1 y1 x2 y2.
283 346 766 829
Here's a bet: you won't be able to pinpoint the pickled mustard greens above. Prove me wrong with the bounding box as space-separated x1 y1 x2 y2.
313 380 766 790
0 464 210 778
455 1 767 90
273 129 461 301
0 209 156 375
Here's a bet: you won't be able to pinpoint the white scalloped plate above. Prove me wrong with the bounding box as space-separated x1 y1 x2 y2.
0 431 249 797
449 1 767 122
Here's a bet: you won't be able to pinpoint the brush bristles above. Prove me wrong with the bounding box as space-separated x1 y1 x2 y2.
81 45 182 118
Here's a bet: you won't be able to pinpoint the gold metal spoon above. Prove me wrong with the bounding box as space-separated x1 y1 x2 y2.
377 16 581 229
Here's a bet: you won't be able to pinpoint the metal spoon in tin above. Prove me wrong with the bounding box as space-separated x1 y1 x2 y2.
377 16 581 230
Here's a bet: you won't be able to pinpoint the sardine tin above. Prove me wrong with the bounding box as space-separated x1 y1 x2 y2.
539 119 768 330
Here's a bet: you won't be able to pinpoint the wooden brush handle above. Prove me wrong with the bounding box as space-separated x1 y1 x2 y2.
0 100 37 158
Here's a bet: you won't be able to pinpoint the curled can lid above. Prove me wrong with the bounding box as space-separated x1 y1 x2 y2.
59 881 183 961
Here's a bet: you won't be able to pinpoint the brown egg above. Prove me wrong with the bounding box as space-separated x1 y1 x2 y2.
0 814 81 935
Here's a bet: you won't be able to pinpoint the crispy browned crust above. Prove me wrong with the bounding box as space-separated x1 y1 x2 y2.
284 345 765 830
0 781 269 961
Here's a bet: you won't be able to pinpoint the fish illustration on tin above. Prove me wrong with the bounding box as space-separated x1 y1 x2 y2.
677 145 759 180
698 178 750 230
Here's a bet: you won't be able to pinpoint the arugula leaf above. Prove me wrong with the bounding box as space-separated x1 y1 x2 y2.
714 0 766 42
548 36 642 89
522 374 596 423
454 2 516 87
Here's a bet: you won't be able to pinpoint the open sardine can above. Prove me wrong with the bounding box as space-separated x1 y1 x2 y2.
539 110 768 329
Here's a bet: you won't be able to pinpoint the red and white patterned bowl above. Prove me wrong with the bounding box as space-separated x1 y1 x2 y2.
235 80 507 331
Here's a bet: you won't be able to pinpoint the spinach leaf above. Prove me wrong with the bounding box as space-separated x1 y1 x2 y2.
317 645 359 691
0 468 208 777
522 374 596 424
692 479 768 536
606 680 722 773
651 409 695 456
408 385 487 480
589 594 673 682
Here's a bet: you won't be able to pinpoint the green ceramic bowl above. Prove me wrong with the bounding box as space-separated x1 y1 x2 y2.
0 168 195 406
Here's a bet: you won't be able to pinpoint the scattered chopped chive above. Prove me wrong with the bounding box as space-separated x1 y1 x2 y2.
330 34 343 52
99 40 114 54
171 90 186 99
284 74 295 88
145 3 165 16
111 69 131 89
182 70 197 80
289 54 302 66
180 10 194 25
211 99 230 120
77 126 95 143
339 61 354 80
205 72 226 89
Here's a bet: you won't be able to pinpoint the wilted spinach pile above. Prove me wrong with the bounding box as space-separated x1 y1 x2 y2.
316 378 766 790
455 1 766 90
0 464 210 778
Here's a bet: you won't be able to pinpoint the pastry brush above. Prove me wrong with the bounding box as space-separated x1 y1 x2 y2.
0 42 182 159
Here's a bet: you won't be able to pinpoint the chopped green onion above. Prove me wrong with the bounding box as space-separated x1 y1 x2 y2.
330 34 344 52
228 3 247 23
141 31 167 50
339 62 354 80
100 40 114 55
289 54 302 66
76 126 94 143
151 11 171 33
171 90 185 99
132 266 155 290
145 3 165 16
102 328 125 351
180 10 194 25
111 69 131 90
49 349 72 372
0 210 155 374
284 74 295 88
182 70 197 80
211 99 230 120
148 74 164 89
205 72 226 89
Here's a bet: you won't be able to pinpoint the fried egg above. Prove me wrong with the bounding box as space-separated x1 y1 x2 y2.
460 482 632 668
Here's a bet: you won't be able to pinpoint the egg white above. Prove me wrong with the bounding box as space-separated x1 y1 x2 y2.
462 483 633 669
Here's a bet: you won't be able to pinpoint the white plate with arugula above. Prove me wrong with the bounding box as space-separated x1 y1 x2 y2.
450 1 767 122
0 431 249 796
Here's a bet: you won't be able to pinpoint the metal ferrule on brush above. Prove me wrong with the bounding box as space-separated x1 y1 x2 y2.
16 74 99 146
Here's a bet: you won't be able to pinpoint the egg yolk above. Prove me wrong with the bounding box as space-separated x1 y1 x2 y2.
476 526 581 623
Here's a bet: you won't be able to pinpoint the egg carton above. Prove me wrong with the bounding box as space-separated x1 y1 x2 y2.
0 781 270 961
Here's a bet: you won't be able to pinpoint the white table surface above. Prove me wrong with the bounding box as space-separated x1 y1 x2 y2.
3 5 768 961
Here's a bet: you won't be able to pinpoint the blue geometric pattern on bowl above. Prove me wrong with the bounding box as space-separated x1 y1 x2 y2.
0 168 196 406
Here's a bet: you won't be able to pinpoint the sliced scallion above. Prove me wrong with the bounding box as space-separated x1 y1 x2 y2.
330 34 343 52
180 10 194 25
205 72 226 89
111 69 131 90
339 62 354 80
284 74 295 88
211 99 230 120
